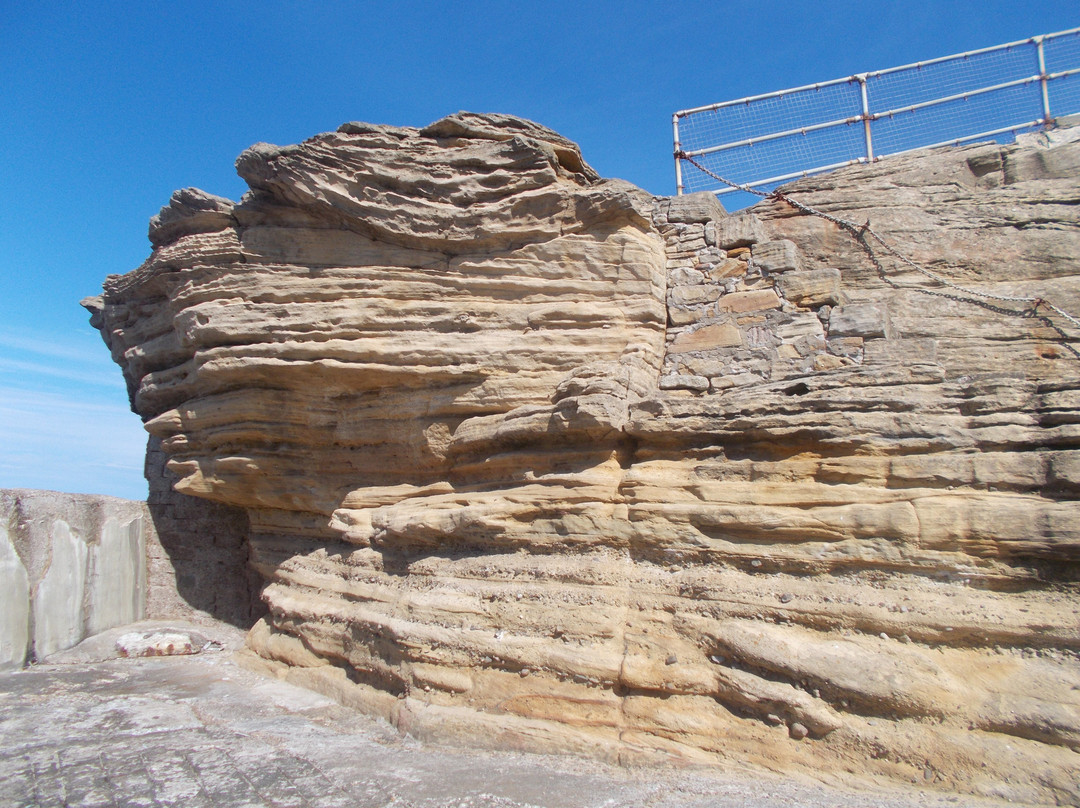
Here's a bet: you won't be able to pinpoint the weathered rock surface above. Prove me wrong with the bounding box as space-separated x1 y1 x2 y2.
86 113 1080 804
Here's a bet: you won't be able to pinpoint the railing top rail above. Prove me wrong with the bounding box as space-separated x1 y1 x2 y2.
674 25 1080 120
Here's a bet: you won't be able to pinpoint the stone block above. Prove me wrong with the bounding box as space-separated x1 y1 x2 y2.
674 223 706 240
753 239 802 274
693 246 727 266
669 284 723 306
973 453 1047 489
813 353 847 371
116 628 204 657
658 373 709 392
666 257 694 270
777 268 843 307
666 192 728 224
744 324 775 350
707 258 747 281
669 236 706 253
669 322 744 353
776 312 825 343
713 214 766 249
793 334 827 356
668 306 704 326
715 289 781 314
668 267 705 286
827 337 864 360
683 358 728 377
828 303 890 339
665 248 698 261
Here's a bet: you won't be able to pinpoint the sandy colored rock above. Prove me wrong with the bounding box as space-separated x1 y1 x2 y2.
777 268 843 307
669 322 743 353
714 288 782 314
87 114 1080 806
665 191 728 224
752 239 802 273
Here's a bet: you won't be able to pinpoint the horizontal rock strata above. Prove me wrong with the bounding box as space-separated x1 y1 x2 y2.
87 114 1080 804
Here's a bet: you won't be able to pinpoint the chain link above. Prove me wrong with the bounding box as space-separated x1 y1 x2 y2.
675 151 1080 349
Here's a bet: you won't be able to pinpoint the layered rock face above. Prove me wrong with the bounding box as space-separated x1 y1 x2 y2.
87 114 1080 803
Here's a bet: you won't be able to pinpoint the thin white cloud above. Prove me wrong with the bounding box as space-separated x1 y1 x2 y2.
0 385 147 499
0 356 126 390
0 328 108 364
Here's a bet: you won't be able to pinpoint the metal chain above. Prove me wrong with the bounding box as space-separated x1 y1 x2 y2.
675 150 1080 339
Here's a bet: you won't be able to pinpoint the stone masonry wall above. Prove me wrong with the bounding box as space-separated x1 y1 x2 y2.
654 192 878 392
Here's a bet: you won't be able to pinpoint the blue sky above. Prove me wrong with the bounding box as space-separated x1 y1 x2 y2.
2 2 1077 500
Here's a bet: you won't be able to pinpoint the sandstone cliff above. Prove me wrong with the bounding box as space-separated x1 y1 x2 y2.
86 113 1080 804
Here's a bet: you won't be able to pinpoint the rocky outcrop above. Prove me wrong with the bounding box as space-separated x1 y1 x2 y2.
86 114 1080 804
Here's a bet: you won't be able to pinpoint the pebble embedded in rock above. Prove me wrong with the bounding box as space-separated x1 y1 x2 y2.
789 722 809 740
779 593 793 603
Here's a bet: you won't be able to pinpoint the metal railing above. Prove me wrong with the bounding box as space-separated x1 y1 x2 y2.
674 27 1080 209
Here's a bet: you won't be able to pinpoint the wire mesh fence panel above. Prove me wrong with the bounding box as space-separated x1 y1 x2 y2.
1049 72 1080 121
678 117 867 195
867 44 1038 111
678 80 862 150
870 81 1045 155
1046 30 1080 120
675 27 1080 209
1045 28 1080 72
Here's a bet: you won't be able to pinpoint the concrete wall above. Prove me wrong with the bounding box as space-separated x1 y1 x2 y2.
1 489 147 669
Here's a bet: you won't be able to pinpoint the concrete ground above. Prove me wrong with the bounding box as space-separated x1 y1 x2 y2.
0 622 1014 808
